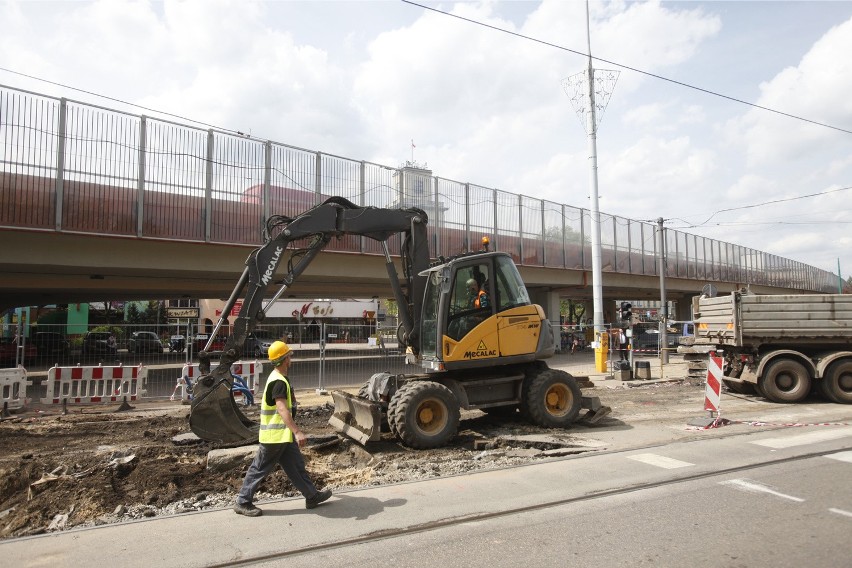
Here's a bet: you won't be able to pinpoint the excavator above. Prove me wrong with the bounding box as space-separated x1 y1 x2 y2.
190 196 609 449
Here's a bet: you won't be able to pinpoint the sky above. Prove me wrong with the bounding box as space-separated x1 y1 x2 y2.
1 0 851 282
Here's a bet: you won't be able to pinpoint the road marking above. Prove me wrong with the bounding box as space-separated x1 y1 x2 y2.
720 479 804 502
750 426 852 449
627 453 693 469
829 508 852 519
825 450 852 464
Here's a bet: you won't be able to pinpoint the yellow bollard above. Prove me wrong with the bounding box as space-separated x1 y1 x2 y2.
594 331 609 372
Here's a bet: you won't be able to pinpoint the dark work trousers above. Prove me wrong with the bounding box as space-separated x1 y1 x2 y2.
236 442 318 506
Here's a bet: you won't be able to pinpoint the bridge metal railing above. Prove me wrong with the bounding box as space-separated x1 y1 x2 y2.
0 84 838 292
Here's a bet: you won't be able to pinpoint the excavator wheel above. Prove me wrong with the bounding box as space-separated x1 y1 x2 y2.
387 381 460 449
521 368 582 428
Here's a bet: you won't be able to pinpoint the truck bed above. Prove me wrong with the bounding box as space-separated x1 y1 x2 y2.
694 293 852 348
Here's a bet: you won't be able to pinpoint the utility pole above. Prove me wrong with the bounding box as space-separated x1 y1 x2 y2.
657 217 669 364
562 1 619 372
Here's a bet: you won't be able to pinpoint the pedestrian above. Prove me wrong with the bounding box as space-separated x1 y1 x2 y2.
234 340 332 517
618 328 628 361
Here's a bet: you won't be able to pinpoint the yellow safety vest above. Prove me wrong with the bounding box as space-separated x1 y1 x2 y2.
258 369 294 444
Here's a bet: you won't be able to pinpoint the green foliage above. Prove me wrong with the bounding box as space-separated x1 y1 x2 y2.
383 299 398 317
559 299 587 325
544 224 587 245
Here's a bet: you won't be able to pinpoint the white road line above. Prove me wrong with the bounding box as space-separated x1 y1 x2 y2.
824 450 852 464
626 453 694 469
750 426 852 449
720 479 804 502
829 508 852 519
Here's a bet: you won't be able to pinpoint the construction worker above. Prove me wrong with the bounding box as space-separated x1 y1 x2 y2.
466 278 489 309
234 340 332 517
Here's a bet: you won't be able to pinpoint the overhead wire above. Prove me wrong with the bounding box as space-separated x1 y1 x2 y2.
401 1 852 135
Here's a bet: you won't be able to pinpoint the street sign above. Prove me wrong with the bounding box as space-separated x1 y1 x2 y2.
167 307 199 319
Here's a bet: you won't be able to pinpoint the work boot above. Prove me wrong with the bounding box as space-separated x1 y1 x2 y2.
305 489 332 510
233 502 262 517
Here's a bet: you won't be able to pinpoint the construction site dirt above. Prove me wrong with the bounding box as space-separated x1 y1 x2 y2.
0 370 839 541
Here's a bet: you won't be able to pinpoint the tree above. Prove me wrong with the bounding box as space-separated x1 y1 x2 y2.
843 276 852 294
560 299 587 325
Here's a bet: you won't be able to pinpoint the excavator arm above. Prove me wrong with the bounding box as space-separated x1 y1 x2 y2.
189 196 430 445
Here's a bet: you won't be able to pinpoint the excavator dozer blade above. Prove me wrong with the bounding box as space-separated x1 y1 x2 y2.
328 390 382 445
190 375 258 446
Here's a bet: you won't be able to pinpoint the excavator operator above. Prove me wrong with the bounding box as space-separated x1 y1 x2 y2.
466 278 490 309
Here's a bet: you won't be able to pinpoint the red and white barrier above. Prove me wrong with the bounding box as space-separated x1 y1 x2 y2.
173 361 262 402
704 356 723 413
1 366 28 412
42 364 146 405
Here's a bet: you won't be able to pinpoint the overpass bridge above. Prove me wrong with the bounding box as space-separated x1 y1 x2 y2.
0 85 839 321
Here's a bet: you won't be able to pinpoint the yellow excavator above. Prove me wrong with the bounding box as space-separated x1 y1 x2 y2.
189 197 609 449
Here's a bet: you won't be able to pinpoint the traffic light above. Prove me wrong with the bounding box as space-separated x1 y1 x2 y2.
620 301 632 321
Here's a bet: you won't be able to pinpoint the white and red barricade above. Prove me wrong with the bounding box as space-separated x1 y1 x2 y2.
704 356 723 413
1 366 28 412
42 364 147 405
174 361 262 403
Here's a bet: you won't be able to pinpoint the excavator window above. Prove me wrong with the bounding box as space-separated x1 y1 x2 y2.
447 263 493 340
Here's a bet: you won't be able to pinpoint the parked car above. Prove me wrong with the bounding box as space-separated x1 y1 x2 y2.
244 330 276 358
0 336 37 365
631 329 661 352
128 331 163 354
81 331 117 355
31 332 70 358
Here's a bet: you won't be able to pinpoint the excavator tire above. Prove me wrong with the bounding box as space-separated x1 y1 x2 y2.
387 381 460 449
189 374 258 446
521 367 582 428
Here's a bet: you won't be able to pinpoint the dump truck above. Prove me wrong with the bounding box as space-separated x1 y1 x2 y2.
691 291 852 404
188 196 609 449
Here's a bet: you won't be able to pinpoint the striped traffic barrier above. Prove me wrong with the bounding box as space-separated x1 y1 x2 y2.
1 366 28 414
42 364 146 405
172 361 262 403
704 356 723 413
687 355 725 429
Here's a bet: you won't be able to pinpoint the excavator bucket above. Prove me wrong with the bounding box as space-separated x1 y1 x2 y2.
328 390 383 445
190 374 258 446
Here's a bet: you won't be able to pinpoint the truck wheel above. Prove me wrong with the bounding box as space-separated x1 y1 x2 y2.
759 359 811 403
722 379 756 396
388 381 460 449
522 368 582 427
823 360 852 404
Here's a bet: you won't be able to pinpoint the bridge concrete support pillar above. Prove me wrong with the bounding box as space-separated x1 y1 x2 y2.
530 289 562 353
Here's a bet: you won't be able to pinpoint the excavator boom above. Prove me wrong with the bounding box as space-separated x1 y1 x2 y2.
189 197 429 445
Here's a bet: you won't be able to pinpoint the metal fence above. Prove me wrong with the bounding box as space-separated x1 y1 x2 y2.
0 84 838 292
6 319 686 398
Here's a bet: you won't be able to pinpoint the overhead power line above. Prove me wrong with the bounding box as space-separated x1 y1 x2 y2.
401 0 852 136
683 186 852 227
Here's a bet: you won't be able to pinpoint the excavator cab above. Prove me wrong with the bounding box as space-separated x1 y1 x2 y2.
418 252 554 372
